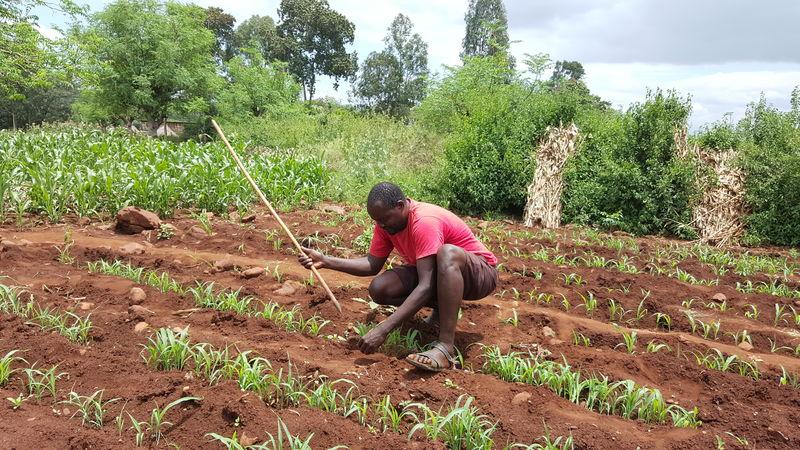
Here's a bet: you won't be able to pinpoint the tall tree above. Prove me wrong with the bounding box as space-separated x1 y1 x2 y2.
234 15 278 61
354 13 428 117
550 60 585 83
276 0 357 100
217 49 300 119
461 0 511 63
71 0 220 125
204 7 236 62
1 0 82 128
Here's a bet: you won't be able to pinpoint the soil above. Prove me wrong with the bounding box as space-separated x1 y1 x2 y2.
1 206 799 449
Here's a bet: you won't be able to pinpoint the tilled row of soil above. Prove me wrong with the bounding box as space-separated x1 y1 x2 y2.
1 209 799 449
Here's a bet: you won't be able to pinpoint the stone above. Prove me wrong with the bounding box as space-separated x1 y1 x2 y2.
79 349 87 356
711 293 727 302
319 203 346 215
62 407 70 416
78 217 91 226
115 206 161 234
134 322 149 333
738 341 754 352
542 326 556 338
213 257 236 272
119 243 146 256
241 267 264 279
273 281 297 296
511 392 531 406
129 287 147 305
188 225 207 238
78 302 94 311
240 433 259 447
228 212 240 223
128 305 154 317
241 214 257 223
549 338 565 346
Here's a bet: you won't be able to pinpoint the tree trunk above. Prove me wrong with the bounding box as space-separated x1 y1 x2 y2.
11 110 16 131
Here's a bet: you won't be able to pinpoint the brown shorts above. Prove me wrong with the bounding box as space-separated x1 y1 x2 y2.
388 252 498 300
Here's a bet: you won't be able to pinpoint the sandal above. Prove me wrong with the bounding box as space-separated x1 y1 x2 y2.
406 341 457 372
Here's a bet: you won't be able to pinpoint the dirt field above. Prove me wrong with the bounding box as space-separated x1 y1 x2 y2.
1 205 799 449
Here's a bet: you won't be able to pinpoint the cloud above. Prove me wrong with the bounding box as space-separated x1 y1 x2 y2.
505 0 800 64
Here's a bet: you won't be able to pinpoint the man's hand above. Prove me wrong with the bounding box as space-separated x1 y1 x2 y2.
298 246 328 270
358 323 390 354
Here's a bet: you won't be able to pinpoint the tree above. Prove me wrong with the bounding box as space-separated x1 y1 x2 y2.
523 52 552 83
354 13 428 116
217 49 300 119
276 0 357 100
0 83 77 129
71 0 220 125
234 15 278 61
204 7 236 62
1 0 82 128
550 60 585 84
461 0 511 64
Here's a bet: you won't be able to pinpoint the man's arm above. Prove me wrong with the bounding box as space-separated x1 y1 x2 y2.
299 246 386 276
358 255 435 354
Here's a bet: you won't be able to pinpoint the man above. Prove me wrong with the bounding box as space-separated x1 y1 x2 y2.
298 182 498 371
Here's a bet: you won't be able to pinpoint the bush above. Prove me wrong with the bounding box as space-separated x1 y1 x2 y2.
415 54 583 215
563 89 698 236
736 96 800 246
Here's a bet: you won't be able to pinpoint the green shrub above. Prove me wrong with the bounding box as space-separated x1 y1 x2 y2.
415 54 583 215
563 89 697 237
736 96 800 246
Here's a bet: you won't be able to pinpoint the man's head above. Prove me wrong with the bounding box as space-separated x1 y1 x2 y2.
367 182 409 235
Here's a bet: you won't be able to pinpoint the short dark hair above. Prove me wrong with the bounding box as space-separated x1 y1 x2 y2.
367 182 405 208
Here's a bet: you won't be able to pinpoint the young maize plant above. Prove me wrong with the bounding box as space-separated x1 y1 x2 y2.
192 343 232 385
482 346 701 428
509 433 574 450
726 329 751 346
61 389 120 428
692 349 760 380
615 330 638 354
22 364 66 400
576 292 598 316
572 331 591 347
744 304 759 320
0 350 27 387
0 284 33 317
653 312 672 331
192 210 214 236
408 395 497 450
141 327 193 371
779 366 800 389
136 396 202 445
55 228 76 265
375 395 417 433
504 309 520 327
646 340 671 353
607 299 628 323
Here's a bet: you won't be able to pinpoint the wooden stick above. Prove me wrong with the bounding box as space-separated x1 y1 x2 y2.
211 119 342 313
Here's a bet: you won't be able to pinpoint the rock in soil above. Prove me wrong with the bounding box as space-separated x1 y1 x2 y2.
128 305 154 317
273 281 301 296
711 292 727 302
241 267 264 279
134 322 149 333
511 392 531 405
115 206 161 234
542 326 556 338
241 214 257 223
119 243 146 256
319 203 346 215
188 225 207 238
738 341 754 351
78 302 94 311
213 257 236 272
129 287 147 305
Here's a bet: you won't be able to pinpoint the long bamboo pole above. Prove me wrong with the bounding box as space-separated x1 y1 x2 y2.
211 119 341 314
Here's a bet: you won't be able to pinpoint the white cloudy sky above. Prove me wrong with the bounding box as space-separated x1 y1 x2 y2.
34 0 800 128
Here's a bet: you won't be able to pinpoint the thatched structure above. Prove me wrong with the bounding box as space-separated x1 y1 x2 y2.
675 128 747 246
523 123 579 228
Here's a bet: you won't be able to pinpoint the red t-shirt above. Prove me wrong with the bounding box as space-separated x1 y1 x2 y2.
368 200 497 266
